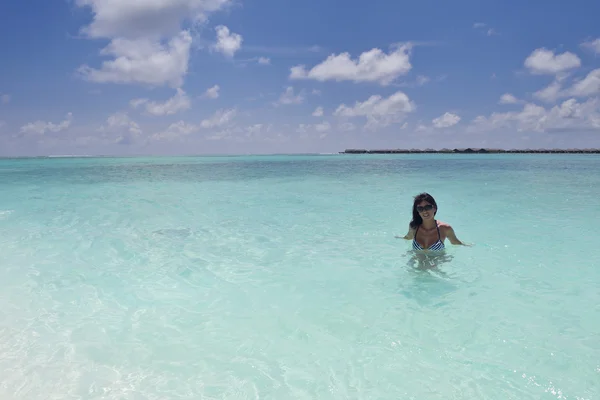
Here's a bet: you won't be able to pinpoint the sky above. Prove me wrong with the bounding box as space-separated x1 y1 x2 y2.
0 0 599 156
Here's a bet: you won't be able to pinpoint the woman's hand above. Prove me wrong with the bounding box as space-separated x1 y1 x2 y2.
395 224 415 240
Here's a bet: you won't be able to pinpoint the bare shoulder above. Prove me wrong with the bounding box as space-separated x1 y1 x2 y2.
437 221 458 236
437 221 467 245
436 220 453 230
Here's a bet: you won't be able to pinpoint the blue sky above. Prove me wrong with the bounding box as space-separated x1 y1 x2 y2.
1 0 599 156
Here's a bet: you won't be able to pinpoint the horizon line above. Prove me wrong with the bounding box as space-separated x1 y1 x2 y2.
2 147 600 160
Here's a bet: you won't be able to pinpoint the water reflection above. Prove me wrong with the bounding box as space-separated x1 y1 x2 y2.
406 250 455 276
398 250 458 307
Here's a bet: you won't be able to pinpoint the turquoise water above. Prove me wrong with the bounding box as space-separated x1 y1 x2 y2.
0 154 598 399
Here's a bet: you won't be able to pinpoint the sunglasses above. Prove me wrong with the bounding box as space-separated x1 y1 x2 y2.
416 204 434 212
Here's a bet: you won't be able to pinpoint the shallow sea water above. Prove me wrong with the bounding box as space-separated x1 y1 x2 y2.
0 154 598 399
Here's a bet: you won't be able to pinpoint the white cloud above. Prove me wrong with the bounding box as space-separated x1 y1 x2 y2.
105 113 141 132
469 103 546 133
152 121 200 141
312 106 324 117
78 31 192 88
333 90 415 130
99 112 143 144
212 25 242 57
416 75 430 86
131 88 191 116
277 87 305 105
315 121 331 132
473 22 498 36
298 121 352 134
1 94 10 104
533 80 563 103
432 112 460 128
75 0 232 39
128 98 146 108
200 108 236 128
532 69 600 103
200 123 286 143
581 38 600 55
295 122 330 139
524 48 581 75
246 124 265 136
74 0 232 88
151 109 236 141
499 93 521 104
567 68 600 98
241 124 287 143
258 57 271 65
290 44 412 86
468 98 600 133
20 113 73 135
338 122 356 132
203 85 220 99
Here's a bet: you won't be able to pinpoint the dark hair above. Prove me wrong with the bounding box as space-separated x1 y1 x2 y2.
409 192 438 229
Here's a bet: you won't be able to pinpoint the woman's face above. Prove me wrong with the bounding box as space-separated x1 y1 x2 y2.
416 201 436 220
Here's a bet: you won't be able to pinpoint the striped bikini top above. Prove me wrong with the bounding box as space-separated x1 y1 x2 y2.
412 222 445 251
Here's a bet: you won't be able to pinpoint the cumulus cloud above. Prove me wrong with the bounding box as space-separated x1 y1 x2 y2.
533 80 563 103
296 122 330 139
532 69 600 103
200 108 237 129
130 88 191 116
98 112 143 144
212 25 242 57
75 0 232 88
151 108 236 141
338 122 356 132
468 98 600 133
20 113 73 135
432 112 460 128
75 0 232 39
277 87 305 105
333 91 415 130
581 38 600 55
567 68 600 98
203 85 220 99
499 93 521 104
152 121 200 141
290 44 412 86
524 48 581 75
315 121 330 132
312 106 324 117
78 31 193 88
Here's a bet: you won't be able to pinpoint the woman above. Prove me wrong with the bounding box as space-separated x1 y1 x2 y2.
396 192 470 251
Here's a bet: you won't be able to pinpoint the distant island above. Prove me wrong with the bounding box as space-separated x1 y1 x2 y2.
340 148 600 154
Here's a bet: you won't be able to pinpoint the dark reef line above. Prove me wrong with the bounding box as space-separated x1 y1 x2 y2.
340 148 600 154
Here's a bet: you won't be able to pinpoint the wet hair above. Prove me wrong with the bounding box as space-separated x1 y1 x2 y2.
409 192 438 229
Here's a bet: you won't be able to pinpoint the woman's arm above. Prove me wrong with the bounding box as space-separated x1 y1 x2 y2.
395 224 415 240
445 225 472 246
